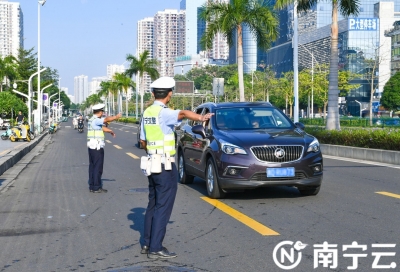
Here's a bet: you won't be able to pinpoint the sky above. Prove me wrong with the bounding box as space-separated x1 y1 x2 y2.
18 0 181 96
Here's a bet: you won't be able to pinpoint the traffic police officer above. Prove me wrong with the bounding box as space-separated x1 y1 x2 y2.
140 77 213 259
87 104 122 193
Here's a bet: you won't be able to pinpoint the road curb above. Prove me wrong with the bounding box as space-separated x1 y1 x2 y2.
0 132 48 177
321 144 400 165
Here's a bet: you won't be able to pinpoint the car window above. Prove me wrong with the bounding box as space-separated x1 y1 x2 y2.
215 107 293 130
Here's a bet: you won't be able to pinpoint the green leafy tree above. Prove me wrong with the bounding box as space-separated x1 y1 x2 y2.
114 72 135 117
275 0 360 130
0 91 28 119
0 55 18 92
125 50 159 117
200 0 278 102
381 72 400 111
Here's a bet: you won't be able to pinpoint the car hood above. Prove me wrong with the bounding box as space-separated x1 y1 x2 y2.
217 128 310 147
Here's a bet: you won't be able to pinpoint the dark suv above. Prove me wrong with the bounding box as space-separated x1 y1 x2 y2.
176 102 323 199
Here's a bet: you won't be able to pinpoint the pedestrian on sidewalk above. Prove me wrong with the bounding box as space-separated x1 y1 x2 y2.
16 111 24 125
87 104 122 193
139 77 213 259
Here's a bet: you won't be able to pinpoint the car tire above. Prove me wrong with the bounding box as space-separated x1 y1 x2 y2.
298 186 320 196
178 151 194 184
206 158 225 199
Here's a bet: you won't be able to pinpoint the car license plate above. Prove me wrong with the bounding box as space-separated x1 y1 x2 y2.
267 167 295 177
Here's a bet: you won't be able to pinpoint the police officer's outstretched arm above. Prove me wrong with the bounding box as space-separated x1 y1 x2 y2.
102 112 122 138
178 110 214 122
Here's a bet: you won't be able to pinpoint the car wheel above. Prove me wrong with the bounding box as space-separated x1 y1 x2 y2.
298 186 320 196
206 158 225 199
178 151 194 184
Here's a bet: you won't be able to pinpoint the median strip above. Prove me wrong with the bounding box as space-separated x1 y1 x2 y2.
200 197 280 236
114 145 122 149
126 152 139 159
376 191 400 199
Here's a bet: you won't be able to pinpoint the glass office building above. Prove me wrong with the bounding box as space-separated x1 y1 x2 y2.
264 1 400 116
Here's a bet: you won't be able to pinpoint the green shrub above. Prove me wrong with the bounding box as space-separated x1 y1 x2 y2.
118 117 138 124
305 127 400 151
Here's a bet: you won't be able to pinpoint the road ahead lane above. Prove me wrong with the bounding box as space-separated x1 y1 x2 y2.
0 120 399 271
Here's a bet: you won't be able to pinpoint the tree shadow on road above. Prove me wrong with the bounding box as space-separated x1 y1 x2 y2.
127 207 146 245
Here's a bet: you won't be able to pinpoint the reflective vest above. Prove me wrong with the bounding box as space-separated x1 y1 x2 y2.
87 116 105 141
143 105 176 156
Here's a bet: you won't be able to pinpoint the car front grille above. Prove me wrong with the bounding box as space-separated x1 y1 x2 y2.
251 171 307 181
250 145 304 163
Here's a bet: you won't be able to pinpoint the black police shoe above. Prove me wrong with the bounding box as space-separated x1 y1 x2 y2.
141 245 149 254
148 247 177 259
92 188 108 193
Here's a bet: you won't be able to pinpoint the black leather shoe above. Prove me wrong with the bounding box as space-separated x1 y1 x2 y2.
141 245 149 254
148 248 177 259
92 188 107 193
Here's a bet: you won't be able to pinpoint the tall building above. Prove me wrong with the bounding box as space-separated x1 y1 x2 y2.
107 64 125 80
154 9 186 77
0 0 23 58
180 0 229 59
265 1 400 116
89 76 108 96
74 75 88 104
137 17 154 93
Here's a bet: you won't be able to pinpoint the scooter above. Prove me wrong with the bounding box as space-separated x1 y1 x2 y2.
48 123 57 134
78 119 84 133
9 123 31 142
1 126 12 140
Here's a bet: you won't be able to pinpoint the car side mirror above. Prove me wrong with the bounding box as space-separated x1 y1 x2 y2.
294 122 305 130
192 124 206 139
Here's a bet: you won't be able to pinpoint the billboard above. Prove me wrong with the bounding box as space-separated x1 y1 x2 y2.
175 81 194 94
348 18 378 31
43 93 49 107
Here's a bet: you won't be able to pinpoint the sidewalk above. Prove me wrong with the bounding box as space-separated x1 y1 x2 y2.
0 132 48 176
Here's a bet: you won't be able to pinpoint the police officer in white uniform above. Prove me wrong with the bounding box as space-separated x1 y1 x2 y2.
87 104 122 193
140 77 213 259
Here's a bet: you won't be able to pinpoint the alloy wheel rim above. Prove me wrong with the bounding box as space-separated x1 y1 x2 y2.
207 164 214 192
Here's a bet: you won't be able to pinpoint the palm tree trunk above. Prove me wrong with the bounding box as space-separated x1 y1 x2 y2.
140 76 144 114
326 2 340 130
237 24 245 102
125 88 129 118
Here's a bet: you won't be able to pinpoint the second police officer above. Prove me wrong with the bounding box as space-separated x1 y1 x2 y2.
140 77 213 259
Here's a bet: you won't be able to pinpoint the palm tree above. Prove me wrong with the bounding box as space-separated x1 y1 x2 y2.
113 73 135 117
0 55 18 92
125 50 159 118
200 0 278 102
275 0 360 130
98 81 111 114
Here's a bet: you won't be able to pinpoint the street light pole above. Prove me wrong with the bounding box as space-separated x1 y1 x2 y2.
355 100 362 118
27 67 47 130
293 0 299 123
37 0 47 132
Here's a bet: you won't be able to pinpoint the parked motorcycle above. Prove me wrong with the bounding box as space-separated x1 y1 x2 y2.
78 119 84 133
9 123 31 142
1 126 12 140
48 123 57 134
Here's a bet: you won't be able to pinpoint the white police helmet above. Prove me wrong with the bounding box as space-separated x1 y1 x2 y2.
92 103 105 111
150 77 175 93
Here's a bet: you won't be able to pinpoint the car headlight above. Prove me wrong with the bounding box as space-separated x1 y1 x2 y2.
219 139 247 155
307 138 320 153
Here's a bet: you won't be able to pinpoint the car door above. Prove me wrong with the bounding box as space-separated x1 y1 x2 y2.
190 108 212 175
181 107 204 171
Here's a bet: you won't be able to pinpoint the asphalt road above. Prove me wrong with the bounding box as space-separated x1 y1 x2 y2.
0 119 399 272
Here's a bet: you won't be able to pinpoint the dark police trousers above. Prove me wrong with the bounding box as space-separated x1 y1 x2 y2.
88 148 104 191
143 163 178 252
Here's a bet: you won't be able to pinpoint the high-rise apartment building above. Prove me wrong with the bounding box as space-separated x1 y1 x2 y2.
0 0 23 58
154 9 186 77
107 64 125 80
137 17 154 93
89 76 108 96
180 0 229 59
74 75 88 104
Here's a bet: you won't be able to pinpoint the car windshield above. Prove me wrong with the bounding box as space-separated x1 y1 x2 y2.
215 107 293 130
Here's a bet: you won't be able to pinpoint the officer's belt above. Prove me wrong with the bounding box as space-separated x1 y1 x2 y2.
149 154 175 163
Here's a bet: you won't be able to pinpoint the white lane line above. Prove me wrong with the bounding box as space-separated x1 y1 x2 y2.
323 155 400 170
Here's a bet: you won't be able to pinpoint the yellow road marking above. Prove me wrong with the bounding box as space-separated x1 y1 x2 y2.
125 131 129 132
114 145 122 149
200 197 279 236
106 140 112 143
132 132 137 135
126 152 139 159
376 191 400 199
